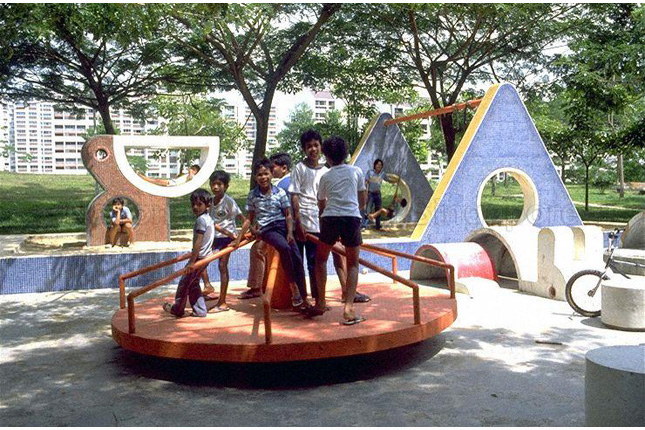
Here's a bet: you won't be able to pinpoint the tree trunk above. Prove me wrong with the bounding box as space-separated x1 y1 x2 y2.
617 153 625 198
491 176 496 196
440 113 456 161
249 109 271 190
561 157 566 183
96 102 116 135
585 165 590 212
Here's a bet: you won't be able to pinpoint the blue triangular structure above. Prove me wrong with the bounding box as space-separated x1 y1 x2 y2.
412 83 582 243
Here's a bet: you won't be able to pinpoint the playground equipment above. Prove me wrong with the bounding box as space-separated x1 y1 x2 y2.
112 235 456 362
620 210 645 250
81 135 219 246
350 113 433 225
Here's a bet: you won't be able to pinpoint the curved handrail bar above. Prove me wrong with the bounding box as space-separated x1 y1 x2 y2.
126 238 253 334
117 225 236 309
306 234 423 324
119 253 192 309
358 243 456 299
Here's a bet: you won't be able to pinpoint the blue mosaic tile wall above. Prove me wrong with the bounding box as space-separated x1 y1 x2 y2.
420 84 583 244
0 241 421 295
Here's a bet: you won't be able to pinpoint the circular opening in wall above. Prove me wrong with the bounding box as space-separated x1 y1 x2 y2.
477 168 539 227
95 149 108 161
102 198 140 229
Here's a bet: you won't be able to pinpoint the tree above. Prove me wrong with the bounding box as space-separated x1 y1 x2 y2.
554 4 645 197
275 103 315 161
166 3 341 187
526 91 571 183
275 104 358 162
0 4 179 134
351 4 577 161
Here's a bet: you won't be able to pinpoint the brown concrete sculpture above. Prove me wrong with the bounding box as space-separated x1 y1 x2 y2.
82 135 169 246
82 135 220 246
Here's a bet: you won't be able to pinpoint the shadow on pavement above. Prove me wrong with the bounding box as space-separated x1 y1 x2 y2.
111 335 446 389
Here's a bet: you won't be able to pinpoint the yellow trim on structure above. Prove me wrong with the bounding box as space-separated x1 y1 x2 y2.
411 83 502 241
349 113 382 165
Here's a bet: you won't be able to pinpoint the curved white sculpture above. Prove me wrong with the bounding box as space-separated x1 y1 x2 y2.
476 168 539 227
112 135 220 198
382 174 413 225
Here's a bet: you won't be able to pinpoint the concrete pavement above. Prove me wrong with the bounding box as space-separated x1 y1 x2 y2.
1 273 642 426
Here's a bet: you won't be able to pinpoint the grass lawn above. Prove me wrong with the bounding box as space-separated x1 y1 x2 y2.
0 171 643 235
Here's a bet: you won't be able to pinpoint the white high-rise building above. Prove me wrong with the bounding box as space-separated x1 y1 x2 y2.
0 101 14 171
313 91 337 123
0 100 172 176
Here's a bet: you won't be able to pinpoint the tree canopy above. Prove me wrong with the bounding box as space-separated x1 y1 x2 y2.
0 4 180 134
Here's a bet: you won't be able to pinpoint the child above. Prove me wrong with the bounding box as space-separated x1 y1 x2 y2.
309 136 367 325
236 153 291 300
107 197 134 247
368 197 407 222
364 159 385 230
289 129 370 303
162 189 214 318
201 170 245 312
269 152 291 193
233 158 309 310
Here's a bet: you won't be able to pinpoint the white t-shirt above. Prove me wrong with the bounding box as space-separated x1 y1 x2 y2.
317 164 366 219
194 212 215 258
288 162 328 233
209 194 242 238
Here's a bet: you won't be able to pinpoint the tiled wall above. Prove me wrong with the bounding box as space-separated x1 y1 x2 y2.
0 241 421 295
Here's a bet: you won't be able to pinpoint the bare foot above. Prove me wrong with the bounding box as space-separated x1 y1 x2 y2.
214 301 229 311
202 284 215 296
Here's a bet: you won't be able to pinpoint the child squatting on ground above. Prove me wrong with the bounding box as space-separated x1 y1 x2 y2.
163 189 214 318
307 136 368 325
201 170 246 312
107 197 134 247
234 158 311 311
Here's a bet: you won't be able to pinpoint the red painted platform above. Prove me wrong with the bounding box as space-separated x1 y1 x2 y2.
112 283 457 363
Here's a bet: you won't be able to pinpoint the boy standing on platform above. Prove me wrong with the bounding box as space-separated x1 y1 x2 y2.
290 130 370 303
308 136 367 325
201 170 245 312
162 189 214 318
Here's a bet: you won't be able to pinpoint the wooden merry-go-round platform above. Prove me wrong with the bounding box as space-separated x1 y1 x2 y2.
111 282 457 363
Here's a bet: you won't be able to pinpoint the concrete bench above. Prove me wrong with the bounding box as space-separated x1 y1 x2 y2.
601 278 645 331
585 345 645 426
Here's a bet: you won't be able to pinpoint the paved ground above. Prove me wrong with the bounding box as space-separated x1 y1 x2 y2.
1 273 642 426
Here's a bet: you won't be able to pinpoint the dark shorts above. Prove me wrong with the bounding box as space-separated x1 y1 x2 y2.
212 237 233 251
319 216 362 248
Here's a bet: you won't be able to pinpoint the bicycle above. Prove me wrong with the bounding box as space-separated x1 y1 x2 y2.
565 228 645 317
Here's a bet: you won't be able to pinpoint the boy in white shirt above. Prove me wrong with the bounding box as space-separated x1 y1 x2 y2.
290 129 370 303
308 136 367 325
201 170 245 312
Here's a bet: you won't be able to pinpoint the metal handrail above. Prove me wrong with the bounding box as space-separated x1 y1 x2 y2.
358 243 456 299
306 234 455 325
126 238 253 334
117 225 236 309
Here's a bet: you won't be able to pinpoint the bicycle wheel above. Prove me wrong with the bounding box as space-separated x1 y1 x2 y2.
565 270 607 317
